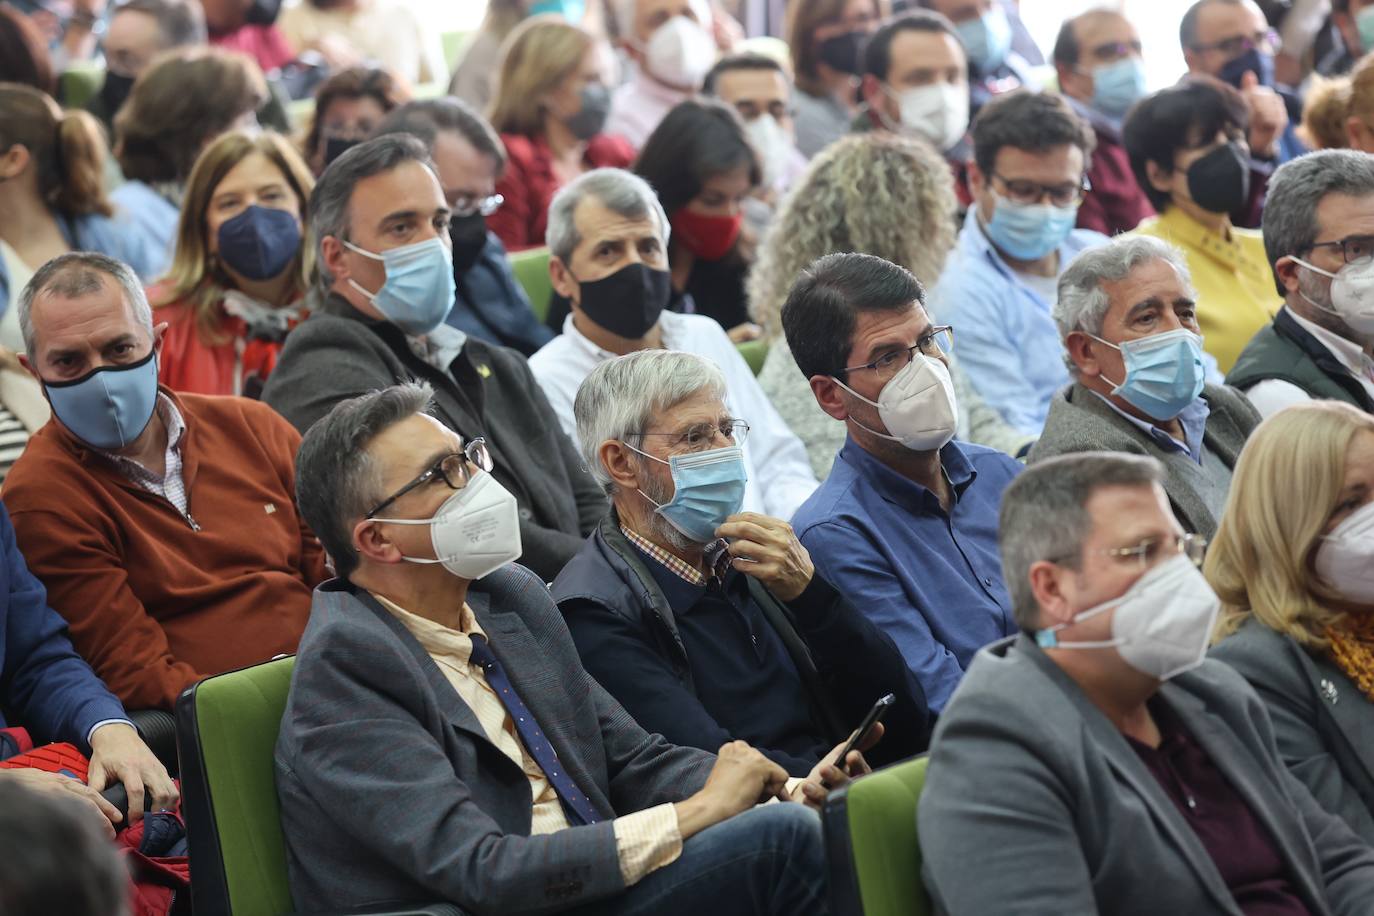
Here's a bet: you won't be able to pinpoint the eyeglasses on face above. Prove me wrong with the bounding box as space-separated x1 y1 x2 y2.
631 419 751 452
1191 28 1279 58
992 173 1092 209
1095 532 1207 572
366 438 493 519
844 326 954 376
1306 235 1374 267
450 194 504 219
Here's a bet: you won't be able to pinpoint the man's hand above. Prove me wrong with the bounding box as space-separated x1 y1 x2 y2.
715 512 815 602
0 768 122 839
87 723 178 824
675 741 789 839
792 723 883 811
1240 70 1288 159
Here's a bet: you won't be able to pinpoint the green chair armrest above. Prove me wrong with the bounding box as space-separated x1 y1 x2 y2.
735 338 768 376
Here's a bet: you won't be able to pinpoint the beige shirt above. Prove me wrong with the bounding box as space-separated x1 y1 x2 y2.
374 593 683 885
278 0 447 85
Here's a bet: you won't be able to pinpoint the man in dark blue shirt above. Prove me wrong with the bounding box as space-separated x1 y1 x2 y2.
553 350 929 777
784 253 1022 713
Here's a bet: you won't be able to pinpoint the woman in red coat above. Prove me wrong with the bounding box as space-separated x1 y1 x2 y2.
150 131 314 398
486 16 633 250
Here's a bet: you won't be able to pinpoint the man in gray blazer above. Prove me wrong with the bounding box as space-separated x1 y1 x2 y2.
1030 235 1261 539
920 452 1374 915
278 383 859 915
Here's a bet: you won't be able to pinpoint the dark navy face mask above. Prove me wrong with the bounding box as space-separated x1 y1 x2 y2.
216 205 302 281
1218 46 1275 89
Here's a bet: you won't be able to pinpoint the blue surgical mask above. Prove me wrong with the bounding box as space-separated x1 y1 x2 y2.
1218 46 1274 89
217 205 301 281
344 236 456 336
628 443 748 543
1090 56 1147 118
529 0 585 20
1091 328 1206 420
982 194 1078 261
955 5 1012 73
1360 6 1374 53
45 350 160 450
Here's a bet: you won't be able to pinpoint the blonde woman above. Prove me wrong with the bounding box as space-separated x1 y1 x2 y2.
150 131 314 398
749 132 1033 478
487 16 632 250
1301 52 1374 151
1208 401 1374 844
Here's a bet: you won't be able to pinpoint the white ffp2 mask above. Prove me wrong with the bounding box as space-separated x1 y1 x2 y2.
1316 500 1374 604
373 472 523 581
834 354 958 452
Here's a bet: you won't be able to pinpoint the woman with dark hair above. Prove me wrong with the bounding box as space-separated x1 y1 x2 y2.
785 0 883 158
1125 75 1280 374
299 66 409 176
111 46 269 278
633 97 762 341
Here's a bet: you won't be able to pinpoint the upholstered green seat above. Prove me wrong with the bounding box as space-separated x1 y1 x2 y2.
509 246 554 324
822 754 932 916
735 338 768 376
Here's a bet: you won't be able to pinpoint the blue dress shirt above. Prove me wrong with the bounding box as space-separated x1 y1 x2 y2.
1089 391 1212 464
450 233 555 357
928 208 1107 436
791 438 1021 712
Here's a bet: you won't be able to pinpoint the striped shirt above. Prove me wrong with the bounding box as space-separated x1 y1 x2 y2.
0 405 29 485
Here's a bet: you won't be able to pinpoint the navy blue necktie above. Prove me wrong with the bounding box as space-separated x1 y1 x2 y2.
467 633 601 826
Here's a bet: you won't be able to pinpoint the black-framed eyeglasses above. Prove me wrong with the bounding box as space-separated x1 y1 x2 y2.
992 173 1092 209
844 326 954 375
1191 28 1279 57
366 438 493 519
1306 235 1374 266
1085 39 1143 63
631 419 751 452
450 193 504 219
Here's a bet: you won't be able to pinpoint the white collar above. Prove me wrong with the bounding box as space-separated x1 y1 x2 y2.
1288 308 1374 380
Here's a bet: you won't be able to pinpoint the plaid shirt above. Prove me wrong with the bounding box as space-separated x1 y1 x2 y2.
98 394 192 524
619 525 732 587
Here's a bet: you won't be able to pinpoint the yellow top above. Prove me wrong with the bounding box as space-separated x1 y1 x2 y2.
1130 206 1280 373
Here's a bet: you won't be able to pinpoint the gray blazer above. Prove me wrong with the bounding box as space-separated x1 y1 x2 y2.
919 634 1374 916
275 565 715 915
1028 382 1260 538
1212 620 1374 845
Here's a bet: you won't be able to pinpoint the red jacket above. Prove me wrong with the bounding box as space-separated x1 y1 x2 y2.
489 132 635 251
1077 123 1155 237
3 389 327 710
153 292 303 398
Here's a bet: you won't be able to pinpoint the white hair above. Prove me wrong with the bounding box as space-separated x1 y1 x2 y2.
573 349 727 493
1054 235 1194 359
546 167 670 264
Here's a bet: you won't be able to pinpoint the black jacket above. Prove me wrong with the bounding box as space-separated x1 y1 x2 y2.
551 512 931 773
262 292 606 580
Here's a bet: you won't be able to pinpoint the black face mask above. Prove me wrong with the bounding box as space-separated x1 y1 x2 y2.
1185 141 1251 215
450 213 488 278
98 70 135 116
816 30 867 76
573 262 671 339
244 0 281 27
322 135 361 168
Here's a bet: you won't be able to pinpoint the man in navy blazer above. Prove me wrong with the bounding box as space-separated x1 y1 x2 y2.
0 503 176 837
279 383 862 914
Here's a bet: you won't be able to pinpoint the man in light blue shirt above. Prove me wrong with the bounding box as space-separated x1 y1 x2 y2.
1028 235 1261 539
928 89 1107 436
783 253 1022 712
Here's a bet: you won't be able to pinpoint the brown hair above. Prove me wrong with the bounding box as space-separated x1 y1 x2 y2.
785 0 882 96
114 46 268 184
487 16 594 136
0 6 54 95
154 131 315 343
300 67 409 170
1302 74 1354 150
0 83 111 217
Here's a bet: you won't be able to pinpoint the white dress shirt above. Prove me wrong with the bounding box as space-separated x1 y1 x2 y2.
1242 310 1374 419
529 312 819 520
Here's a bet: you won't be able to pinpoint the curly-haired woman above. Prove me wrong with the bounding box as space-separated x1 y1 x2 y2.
749 132 1033 478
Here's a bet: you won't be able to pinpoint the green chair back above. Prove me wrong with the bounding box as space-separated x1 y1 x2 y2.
176 657 296 916
442 30 472 72
822 754 932 916
735 338 768 376
509 247 554 324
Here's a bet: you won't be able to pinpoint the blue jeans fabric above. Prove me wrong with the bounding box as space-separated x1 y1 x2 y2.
571 804 828 916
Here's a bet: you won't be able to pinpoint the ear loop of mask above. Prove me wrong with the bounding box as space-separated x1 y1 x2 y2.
831 375 903 442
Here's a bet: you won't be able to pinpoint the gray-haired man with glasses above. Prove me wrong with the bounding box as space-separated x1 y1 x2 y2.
553 349 930 778
1230 150 1374 417
784 253 1025 714
920 450 1374 915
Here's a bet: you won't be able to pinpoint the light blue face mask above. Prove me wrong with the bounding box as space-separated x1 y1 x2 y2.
1090 56 1147 118
45 349 160 450
628 443 749 544
1090 328 1206 420
955 5 1012 73
344 236 457 336
982 194 1078 262
529 0 585 20
1359 6 1374 52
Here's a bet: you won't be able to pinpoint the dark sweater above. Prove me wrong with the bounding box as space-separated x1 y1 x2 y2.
261 292 606 581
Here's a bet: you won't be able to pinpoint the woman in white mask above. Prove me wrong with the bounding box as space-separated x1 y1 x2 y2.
1208 401 1374 845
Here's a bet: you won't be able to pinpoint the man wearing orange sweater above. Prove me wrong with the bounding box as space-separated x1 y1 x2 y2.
3 253 328 711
